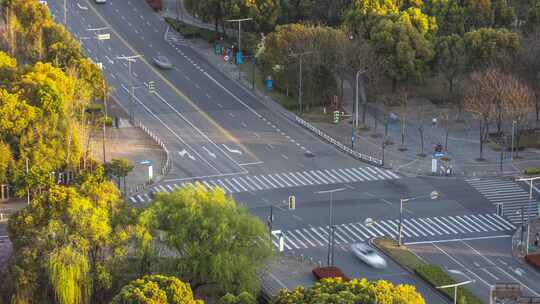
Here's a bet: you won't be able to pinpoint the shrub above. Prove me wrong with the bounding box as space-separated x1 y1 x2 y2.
415 265 483 304
524 168 540 175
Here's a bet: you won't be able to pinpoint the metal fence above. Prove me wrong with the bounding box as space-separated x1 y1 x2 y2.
294 116 383 166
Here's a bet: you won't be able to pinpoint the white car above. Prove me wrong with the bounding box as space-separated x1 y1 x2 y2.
38 0 47 5
95 0 106 3
152 55 173 69
350 243 387 268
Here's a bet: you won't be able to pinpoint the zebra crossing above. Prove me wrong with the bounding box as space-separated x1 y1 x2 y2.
165 26 187 46
466 178 539 224
129 166 400 203
271 213 516 250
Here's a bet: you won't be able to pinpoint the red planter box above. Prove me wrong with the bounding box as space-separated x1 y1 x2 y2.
312 267 350 281
525 254 540 270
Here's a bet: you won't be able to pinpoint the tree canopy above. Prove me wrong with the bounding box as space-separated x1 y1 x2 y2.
274 277 425 304
137 185 273 295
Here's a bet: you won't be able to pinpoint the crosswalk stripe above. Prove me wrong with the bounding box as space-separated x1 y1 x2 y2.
449 216 476 232
338 169 357 182
259 175 277 188
246 176 264 190
252 176 270 190
335 226 357 242
216 180 231 192
281 173 300 187
274 174 293 187
486 214 515 230
238 177 256 191
303 228 325 246
453 216 478 232
340 224 364 241
373 167 393 179
166 184 174 191
325 169 345 183
295 229 316 247
310 170 331 183
284 231 302 249
287 172 306 186
158 185 167 192
291 172 310 185
331 227 349 243
381 220 403 236
432 217 458 234
311 227 329 242
231 178 248 192
331 169 350 182
349 223 372 238
384 168 401 179
129 196 136 203
419 218 444 235
345 168 364 181
137 194 143 202
369 223 386 236
301 171 320 184
403 219 426 236
410 218 435 236
469 214 497 231
461 215 489 232
225 179 240 192
352 168 372 181
366 167 383 180
447 216 473 232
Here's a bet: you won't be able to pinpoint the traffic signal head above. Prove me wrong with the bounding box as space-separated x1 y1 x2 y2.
288 195 296 210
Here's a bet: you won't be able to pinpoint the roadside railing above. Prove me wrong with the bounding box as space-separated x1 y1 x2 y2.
294 116 383 166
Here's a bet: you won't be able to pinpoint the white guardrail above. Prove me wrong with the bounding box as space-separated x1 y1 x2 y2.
136 120 172 177
294 116 383 167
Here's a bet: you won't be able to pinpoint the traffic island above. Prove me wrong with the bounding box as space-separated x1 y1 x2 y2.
372 237 484 304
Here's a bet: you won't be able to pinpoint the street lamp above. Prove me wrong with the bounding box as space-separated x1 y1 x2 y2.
225 18 252 56
267 196 296 250
398 190 439 246
436 280 475 304
116 55 143 123
87 27 110 164
316 187 346 266
516 176 539 254
354 69 367 129
288 51 313 113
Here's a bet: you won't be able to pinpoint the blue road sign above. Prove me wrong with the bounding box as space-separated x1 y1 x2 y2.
139 160 151 165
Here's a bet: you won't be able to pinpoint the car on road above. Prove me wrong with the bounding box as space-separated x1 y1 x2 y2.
350 243 387 268
152 55 173 69
94 0 106 3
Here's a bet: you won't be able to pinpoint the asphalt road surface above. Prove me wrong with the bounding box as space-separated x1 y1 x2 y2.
48 0 374 187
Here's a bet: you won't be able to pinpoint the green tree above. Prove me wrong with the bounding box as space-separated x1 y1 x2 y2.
218 292 256 304
0 141 13 184
370 18 434 91
7 169 128 303
435 34 467 95
105 158 134 194
274 278 425 304
463 27 520 70
139 185 273 295
111 275 203 304
344 0 400 38
423 0 466 36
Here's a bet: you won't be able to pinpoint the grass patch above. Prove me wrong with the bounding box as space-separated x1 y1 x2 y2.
415 265 483 304
373 237 484 304
524 168 540 175
165 17 221 42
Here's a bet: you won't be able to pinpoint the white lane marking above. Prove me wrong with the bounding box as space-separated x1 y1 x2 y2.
178 149 196 161
152 91 245 171
202 146 217 158
238 161 264 166
405 234 511 245
119 84 220 174
223 144 243 155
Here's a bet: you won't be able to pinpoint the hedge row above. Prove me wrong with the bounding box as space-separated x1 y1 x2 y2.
524 167 540 175
373 238 484 304
415 265 484 304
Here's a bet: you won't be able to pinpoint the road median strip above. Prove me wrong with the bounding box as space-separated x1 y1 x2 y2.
372 237 484 304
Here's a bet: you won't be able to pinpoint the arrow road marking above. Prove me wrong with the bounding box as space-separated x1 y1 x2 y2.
77 3 88 10
178 149 195 161
223 144 242 155
202 146 216 158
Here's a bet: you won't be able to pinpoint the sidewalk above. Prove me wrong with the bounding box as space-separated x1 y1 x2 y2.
160 0 540 178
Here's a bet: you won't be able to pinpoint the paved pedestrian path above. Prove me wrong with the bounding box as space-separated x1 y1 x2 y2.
129 166 399 203
271 213 515 251
466 178 539 224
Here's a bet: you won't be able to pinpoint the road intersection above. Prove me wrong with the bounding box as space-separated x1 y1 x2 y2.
45 0 540 302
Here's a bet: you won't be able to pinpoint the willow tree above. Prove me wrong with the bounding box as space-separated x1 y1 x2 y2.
48 245 91 304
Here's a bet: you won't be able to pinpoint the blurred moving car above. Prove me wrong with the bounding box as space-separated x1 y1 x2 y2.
152 55 173 69
350 243 387 268
95 0 107 3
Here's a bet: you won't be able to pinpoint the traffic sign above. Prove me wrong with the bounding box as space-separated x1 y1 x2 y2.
96 33 110 40
139 160 151 165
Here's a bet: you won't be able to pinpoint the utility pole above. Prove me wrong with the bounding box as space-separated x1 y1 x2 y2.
289 51 313 113
511 120 516 160
316 188 346 266
355 69 368 128
117 55 143 123
225 18 252 55
398 191 439 246
516 176 540 255
437 280 475 304
88 27 111 163
64 0 67 26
